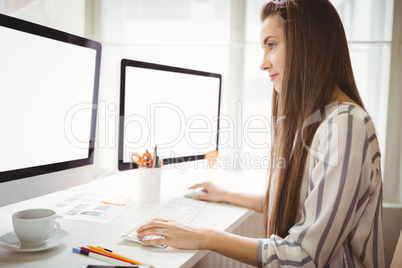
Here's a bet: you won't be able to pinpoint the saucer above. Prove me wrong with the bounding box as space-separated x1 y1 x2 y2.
0 229 69 252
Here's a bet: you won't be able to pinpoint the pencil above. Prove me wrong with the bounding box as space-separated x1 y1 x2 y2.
73 248 129 265
95 246 145 265
89 245 145 265
152 145 157 168
81 246 133 265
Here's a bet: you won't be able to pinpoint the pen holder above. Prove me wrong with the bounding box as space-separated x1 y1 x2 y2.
139 168 161 203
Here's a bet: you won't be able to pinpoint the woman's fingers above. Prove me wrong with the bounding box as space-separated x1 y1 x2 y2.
193 193 210 201
137 228 162 238
141 237 167 247
188 182 209 190
152 218 169 222
137 220 175 247
189 183 227 203
137 219 167 233
137 219 206 249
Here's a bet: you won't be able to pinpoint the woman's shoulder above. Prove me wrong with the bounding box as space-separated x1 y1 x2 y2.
323 102 374 131
312 101 378 148
316 101 379 156
310 102 381 169
326 101 369 120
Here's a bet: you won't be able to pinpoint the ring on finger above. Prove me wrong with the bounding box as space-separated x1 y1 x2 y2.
160 228 163 237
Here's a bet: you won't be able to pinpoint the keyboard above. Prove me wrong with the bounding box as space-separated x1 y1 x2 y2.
120 197 207 245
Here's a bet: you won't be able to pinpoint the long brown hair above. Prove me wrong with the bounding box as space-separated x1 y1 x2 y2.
262 0 365 238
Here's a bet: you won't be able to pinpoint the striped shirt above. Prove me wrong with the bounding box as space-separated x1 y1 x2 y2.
258 103 384 267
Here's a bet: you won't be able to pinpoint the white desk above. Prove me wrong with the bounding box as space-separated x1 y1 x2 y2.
0 167 266 268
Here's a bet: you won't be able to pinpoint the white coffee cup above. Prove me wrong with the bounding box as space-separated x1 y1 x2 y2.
139 168 162 203
12 208 60 247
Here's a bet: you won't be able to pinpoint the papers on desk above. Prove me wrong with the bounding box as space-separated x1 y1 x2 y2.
49 192 133 223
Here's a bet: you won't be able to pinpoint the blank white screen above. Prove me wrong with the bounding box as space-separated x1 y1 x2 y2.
0 26 96 172
123 67 220 162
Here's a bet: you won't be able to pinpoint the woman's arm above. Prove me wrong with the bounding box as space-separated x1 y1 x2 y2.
206 229 259 266
189 182 264 213
137 183 263 265
136 219 259 266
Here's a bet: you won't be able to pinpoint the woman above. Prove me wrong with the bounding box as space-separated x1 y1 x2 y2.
137 0 385 267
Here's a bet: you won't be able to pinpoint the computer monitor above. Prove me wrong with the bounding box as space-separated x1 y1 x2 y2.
118 59 221 170
0 14 101 207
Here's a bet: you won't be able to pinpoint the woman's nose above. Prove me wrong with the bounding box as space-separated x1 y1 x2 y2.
260 55 271 71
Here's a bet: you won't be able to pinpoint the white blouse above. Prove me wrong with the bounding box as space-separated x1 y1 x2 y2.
258 103 384 267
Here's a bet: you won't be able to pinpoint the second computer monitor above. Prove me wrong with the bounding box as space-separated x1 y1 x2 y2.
118 59 221 170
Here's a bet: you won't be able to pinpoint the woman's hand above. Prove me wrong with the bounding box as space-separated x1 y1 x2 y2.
190 182 264 212
136 218 259 267
188 182 228 203
136 218 209 249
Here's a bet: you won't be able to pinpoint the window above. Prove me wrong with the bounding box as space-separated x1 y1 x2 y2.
2 0 400 202
243 0 401 203
0 0 85 37
243 0 393 161
96 0 231 172
334 0 393 167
